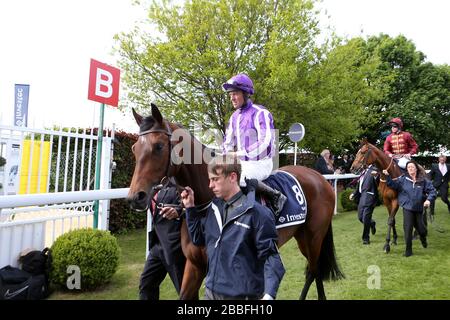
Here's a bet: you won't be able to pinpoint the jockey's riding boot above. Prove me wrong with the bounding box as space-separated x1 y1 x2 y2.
255 180 287 216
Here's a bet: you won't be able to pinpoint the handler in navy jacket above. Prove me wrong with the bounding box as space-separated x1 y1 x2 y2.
383 160 436 257
350 164 378 245
181 156 285 300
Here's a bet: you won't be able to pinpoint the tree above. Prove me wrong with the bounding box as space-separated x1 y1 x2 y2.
356 34 450 152
115 0 372 154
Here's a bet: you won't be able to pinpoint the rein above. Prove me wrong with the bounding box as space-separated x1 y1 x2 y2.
384 157 394 172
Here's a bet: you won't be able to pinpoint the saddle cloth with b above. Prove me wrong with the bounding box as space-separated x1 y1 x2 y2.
263 170 307 229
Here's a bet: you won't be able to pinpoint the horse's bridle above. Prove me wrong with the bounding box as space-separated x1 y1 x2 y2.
139 122 175 180
355 147 372 172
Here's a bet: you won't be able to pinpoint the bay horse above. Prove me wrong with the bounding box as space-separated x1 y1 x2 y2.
350 139 402 253
127 103 344 300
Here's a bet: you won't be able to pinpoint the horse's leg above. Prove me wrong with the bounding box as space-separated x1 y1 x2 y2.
392 202 399 245
294 229 315 300
392 217 398 245
295 227 324 300
300 272 315 300
384 203 394 253
315 277 326 300
179 259 204 300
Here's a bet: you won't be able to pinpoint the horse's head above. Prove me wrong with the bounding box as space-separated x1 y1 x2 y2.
350 138 376 175
127 103 174 211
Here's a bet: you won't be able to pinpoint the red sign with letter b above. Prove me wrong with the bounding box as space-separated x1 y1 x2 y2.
88 59 120 107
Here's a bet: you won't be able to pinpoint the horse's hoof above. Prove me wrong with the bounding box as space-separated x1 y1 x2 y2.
393 240 397 245
383 244 390 253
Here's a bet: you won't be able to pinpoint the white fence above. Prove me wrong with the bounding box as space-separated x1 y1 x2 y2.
323 173 359 214
0 124 116 268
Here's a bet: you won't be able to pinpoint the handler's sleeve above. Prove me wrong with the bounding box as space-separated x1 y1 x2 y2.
186 207 206 246
424 180 437 202
254 206 285 298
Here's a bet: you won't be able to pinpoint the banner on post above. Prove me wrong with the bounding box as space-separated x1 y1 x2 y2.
87 59 120 107
14 84 30 127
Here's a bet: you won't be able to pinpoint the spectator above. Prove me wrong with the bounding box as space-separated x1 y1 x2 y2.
428 154 450 214
315 149 338 175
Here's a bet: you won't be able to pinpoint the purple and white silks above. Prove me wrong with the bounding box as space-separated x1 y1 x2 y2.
223 100 275 162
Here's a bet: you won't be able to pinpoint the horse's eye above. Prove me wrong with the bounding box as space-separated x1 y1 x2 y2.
154 143 164 151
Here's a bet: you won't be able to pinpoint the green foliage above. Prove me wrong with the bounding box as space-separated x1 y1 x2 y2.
340 188 358 212
115 0 372 154
50 228 120 291
356 34 450 152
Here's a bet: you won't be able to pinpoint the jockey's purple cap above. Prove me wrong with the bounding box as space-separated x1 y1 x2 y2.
222 74 254 95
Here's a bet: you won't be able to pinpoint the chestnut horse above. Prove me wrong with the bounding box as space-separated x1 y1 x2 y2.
350 139 402 253
127 104 343 300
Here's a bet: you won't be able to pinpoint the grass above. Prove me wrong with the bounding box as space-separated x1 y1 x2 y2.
49 200 450 300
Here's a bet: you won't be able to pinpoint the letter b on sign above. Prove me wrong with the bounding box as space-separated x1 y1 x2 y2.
88 59 120 107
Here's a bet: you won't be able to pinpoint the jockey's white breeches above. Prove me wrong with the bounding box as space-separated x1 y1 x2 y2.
397 156 409 169
239 158 273 186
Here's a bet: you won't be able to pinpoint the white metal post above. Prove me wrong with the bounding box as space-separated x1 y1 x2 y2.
294 141 297 166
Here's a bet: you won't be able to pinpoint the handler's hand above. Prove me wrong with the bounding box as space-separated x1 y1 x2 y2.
382 169 389 176
160 207 179 220
349 193 354 201
424 200 431 208
181 186 195 208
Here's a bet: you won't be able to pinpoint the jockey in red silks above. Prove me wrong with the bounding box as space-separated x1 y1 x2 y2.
383 117 418 169
222 73 286 214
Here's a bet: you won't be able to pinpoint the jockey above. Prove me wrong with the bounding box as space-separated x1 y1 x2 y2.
222 73 286 214
383 117 418 170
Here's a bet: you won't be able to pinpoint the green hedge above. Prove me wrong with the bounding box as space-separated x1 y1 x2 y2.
340 188 358 212
50 228 120 290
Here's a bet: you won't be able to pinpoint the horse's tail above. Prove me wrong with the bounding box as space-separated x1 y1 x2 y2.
317 224 345 281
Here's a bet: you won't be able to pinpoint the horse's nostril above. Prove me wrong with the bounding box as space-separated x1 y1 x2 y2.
136 191 147 202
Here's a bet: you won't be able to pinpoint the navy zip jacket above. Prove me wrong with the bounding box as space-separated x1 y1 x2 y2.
186 192 285 298
386 175 436 212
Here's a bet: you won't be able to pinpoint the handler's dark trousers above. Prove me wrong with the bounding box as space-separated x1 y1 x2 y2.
403 209 427 253
358 205 375 241
430 184 450 214
139 242 185 300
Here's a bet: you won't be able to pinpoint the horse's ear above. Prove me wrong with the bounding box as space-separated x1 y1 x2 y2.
151 103 163 125
361 137 368 146
132 108 143 126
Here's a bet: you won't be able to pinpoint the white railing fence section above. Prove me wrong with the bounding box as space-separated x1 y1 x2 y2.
0 124 115 268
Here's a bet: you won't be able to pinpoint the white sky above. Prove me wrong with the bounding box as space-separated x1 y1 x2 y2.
0 0 449 133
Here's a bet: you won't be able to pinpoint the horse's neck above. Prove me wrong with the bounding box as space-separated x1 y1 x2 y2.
372 148 402 178
176 162 213 205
